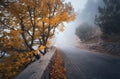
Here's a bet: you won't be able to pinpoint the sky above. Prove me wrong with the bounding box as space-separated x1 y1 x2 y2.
55 0 103 46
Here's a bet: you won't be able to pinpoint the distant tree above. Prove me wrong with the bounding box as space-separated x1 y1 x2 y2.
95 0 120 35
75 23 97 42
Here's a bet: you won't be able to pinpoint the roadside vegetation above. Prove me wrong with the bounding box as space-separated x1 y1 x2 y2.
49 50 67 79
76 0 120 56
75 22 101 43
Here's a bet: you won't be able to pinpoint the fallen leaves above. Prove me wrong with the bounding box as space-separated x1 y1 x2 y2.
49 50 67 79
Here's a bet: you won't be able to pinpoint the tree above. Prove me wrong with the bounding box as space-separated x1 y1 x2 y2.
0 0 75 59
0 0 10 58
95 0 120 35
75 23 99 42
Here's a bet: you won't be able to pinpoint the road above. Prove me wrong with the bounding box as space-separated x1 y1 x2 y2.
58 45 120 79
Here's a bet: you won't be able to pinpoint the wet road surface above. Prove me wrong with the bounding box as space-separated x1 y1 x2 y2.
58 45 120 79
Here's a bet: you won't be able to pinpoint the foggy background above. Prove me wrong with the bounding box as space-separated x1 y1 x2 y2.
55 0 103 46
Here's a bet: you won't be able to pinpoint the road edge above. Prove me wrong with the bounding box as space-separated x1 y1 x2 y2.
14 47 56 79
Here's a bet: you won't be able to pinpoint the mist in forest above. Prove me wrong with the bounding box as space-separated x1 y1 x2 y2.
55 0 103 46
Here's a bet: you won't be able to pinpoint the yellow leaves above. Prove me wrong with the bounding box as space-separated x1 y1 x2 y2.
57 11 75 23
19 53 24 58
34 30 40 39
2 31 8 36
47 11 75 26
1 37 8 43
26 58 31 62
39 45 46 50
1 0 75 53
15 61 21 66
10 30 20 36
40 12 71 26
0 1 74 79
66 14 76 22
27 52 34 57
34 50 39 55
42 18 49 23
50 51 67 79
0 51 34 79
50 17 60 26
20 0 36 8
60 11 69 20
8 3 24 18
2 29 23 49
0 2 75 79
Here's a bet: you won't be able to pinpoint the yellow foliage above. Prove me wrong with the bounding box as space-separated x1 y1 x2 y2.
0 0 75 78
50 50 67 79
34 30 41 39
42 18 49 23
0 52 34 79
34 50 39 55
39 45 46 50
1 0 75 53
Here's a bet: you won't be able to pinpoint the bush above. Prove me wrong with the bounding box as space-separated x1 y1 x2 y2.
75 23 100 42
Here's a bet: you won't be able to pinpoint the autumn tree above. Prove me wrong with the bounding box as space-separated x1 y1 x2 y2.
0 0 10 58
0 0 75 59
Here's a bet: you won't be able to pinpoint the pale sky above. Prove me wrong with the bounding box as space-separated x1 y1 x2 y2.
65 0 87 12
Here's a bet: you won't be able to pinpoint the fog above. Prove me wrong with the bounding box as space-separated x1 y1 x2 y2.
55 0 103 46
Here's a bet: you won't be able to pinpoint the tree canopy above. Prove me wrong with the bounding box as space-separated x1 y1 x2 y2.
0 0 75 58
0 0 75 78
95 0 120 35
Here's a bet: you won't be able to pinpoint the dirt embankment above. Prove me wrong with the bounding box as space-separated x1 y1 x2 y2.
75 41 120 56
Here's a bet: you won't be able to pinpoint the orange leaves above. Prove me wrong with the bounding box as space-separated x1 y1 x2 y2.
34 30 41 39
56 11 75 23
1 0 75 53
38 45 46 51
34 50 39 55
2 29 23 49
10 30 20 36
42 18 49 23
2 31 8 36
0 0 75 78
0 52 34 79
49 50 67 79
0 2 75 79
8 3 26 18
20 0 36 8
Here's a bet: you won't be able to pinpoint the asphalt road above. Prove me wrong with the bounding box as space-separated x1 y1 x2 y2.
58 45 120 79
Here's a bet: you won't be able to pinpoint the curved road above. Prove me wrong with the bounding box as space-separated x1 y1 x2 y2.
58 45 120 79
